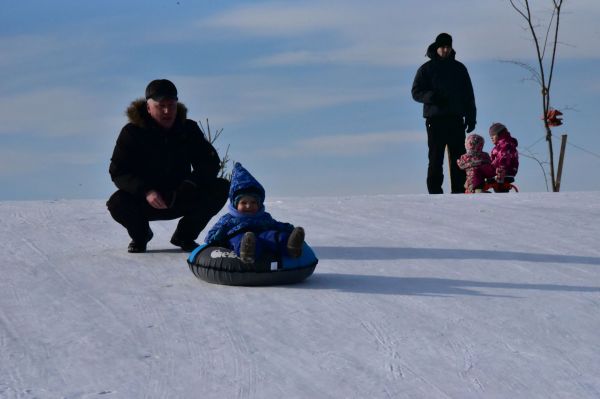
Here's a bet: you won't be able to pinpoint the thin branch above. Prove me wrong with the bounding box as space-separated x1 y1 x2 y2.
540 5 556 60
520 150 550 191
552 136 600 160
509 0 529 20
499 60 542 86
546 0 562 97
218 144 233 179
198 118 232 179
524 135 546 152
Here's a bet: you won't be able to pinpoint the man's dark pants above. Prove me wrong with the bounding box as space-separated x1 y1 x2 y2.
425 116 467 194
106 178 229 243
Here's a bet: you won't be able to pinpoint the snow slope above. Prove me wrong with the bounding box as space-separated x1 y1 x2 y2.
1 192 599 399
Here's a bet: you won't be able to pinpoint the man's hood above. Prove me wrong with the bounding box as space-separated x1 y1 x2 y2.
426 42 457 60
125 98 189 129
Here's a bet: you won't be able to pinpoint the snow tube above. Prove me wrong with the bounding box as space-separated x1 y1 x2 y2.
187 243 318 286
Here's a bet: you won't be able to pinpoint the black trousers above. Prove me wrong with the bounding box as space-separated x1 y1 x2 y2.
425 116 467 194
106 178 229 242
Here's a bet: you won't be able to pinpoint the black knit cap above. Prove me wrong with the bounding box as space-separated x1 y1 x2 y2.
145 79 178 101
435 33 453 48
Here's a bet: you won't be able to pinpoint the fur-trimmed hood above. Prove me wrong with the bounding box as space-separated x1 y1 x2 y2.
125 98 189 129
426 43 457 60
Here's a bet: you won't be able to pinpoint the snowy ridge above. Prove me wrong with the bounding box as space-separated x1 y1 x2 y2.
1 192 599 398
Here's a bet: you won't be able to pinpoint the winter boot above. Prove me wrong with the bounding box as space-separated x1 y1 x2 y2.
170 235 200 252
128 230 154 253
287 227 305 258
240 232 256 264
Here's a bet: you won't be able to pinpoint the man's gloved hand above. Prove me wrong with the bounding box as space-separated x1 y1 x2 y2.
465 119 476 133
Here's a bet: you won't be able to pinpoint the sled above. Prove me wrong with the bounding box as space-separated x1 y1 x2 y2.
187 243 318 286
483 177 519 193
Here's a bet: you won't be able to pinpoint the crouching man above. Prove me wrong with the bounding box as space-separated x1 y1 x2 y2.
107 79 229 253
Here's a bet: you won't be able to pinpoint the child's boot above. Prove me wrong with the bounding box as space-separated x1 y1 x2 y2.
287 227 305 258
240 232 256 263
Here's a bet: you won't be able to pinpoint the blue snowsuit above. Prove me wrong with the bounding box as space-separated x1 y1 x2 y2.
205 163 295 259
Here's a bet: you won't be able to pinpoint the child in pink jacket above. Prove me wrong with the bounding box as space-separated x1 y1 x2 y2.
489 123 519 184
457 133 495 193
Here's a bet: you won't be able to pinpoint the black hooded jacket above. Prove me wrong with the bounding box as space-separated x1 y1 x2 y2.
109 99 221 197
411 43 476 124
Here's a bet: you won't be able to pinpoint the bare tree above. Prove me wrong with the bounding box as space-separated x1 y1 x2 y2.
199 119 233 180
507 0 565 191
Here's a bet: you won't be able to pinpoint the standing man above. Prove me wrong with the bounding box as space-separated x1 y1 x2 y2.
107 79 229 253
412 33 476 194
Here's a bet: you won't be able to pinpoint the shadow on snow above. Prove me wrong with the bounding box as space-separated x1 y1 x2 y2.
312 246 600 266
303 273 600 297
303 246 600 296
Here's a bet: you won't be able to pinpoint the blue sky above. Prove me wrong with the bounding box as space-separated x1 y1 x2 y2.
1 1 599 200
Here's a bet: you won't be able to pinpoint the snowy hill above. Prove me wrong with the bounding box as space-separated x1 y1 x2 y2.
1 192 600 399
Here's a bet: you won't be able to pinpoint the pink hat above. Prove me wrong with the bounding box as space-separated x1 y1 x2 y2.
465 133 485 152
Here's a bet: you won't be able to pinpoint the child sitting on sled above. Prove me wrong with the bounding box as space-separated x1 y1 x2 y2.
457 133 495 193
489 122 519 187
204 162 305 264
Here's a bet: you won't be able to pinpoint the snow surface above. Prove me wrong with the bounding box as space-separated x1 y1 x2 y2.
1 192 600 399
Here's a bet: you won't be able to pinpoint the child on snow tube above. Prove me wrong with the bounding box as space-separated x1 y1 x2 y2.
204 162 305 264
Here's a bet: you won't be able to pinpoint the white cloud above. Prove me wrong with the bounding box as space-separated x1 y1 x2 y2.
175 74 398 126
0 32 113 74
251 45 414 67
0 151 40 176
200 1 600 67
263 130 424 158
0 149 101 177
0 88 109 137
201 2 358 36
0 35 64 68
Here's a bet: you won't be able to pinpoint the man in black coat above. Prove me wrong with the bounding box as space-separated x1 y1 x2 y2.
412 33 477 194
107 79 229 253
